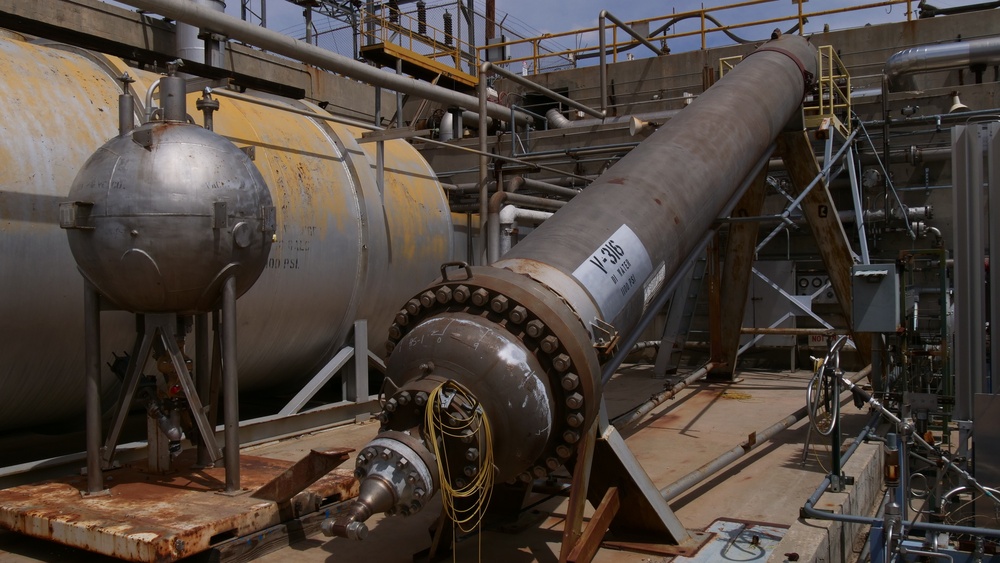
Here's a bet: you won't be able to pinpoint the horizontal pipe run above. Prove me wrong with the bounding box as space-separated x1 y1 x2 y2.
417 137 592 181
611 362 718 429
740 327 850 336
483 61 604 119
117 0 530 125
659 365 871 503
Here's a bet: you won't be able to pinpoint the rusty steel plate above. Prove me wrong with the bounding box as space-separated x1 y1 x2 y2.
0 453 357 562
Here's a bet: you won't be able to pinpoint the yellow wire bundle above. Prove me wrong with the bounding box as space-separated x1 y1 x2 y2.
424 380 496 534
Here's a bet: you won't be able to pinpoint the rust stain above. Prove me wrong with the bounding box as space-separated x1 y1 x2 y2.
606 177 627 185
674 216 681 225
654 198 662 205
0 453 357 562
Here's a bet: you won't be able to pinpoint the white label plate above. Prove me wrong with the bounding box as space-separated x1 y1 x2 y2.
570 224 653 321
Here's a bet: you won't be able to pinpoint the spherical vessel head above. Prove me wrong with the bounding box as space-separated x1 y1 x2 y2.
66 122 273 313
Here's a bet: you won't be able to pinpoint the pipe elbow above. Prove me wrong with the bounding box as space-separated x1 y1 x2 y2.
498 204 519 226
488 190 509 214
505 176 525 193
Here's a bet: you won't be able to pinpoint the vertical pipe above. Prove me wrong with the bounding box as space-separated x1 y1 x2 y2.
84 282 104 494
395 59 404 128
989 123 1000 394
846 145 870 264
479 67 489 265
375 86 384 198
118 93 134 136
222 275 240 492
599 13 607 116
195 313 211 467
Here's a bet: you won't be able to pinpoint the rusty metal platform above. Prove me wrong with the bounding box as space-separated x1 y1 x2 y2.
0 453 357 562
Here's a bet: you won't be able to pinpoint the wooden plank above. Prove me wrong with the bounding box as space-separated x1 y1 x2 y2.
559 422 597 563
566 487 620 563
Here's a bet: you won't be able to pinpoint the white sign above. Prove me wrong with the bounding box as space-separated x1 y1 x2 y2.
571 224 653 321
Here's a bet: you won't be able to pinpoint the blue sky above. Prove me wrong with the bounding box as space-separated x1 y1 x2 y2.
212 0 973 64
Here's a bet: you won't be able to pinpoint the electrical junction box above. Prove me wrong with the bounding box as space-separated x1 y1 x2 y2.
852 263 900 332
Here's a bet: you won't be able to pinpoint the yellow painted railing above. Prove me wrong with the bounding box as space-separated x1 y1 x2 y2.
473 0 913 75
358 4 474 72
806 45 852 134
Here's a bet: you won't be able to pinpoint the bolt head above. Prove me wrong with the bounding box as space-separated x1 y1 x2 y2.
354 468 366 478
405 298 421 316
388 325 403 340
509 305 528 324
419 290 436 308
397 391 411 406
471 288 490 307
540 335 560 354
562 430 580 444
393 311 409 326
518 472 532 483
565 393 584 409
435 286 453 303
381 448 392 460
526 320 546 338
546 457 560 470
465 448 479 461
490 295 510 313
556 445 572 458
561 373 580 390
552 353 571 372
414 392 428 406
453 285 470 303
384 399 398 412
463 465 478 477
532 466 547 478
566 412 584 428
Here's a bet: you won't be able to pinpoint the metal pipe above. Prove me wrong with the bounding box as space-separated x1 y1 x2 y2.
478 74 489 264
209 87 380 130
611 362 718 429
337 35 819 537
483 61 603 119
545 108 680 130
498 206 554 258
885 35 1000 91
600 11 665 57
84 282 103 494
116 0 529 125
487 191 566 264
740 327 849 335
598 141 776 388
520 178 581 198
661 365 872 502
599 13 608 115
222 275 239 492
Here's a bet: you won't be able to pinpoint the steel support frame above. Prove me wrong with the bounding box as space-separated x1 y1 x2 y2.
777 130 871 363
711 165 769 378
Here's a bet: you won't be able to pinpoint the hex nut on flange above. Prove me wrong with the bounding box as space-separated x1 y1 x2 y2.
561 373 579 390
552 353 571 372
490 295 510 313
405 299 421 316
453 285 470 303
565 393 584 409
435 286 453 303
471 288 490 307
419 290 436 308
540 336 560 354
508 305 528 324
525 319 546 338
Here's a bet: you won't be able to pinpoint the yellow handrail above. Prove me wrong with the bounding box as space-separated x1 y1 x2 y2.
474 0 912 76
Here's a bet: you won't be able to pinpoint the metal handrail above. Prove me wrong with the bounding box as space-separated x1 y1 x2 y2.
475 0 913 76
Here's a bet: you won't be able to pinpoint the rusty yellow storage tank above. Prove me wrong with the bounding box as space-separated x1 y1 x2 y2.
0 34 452 430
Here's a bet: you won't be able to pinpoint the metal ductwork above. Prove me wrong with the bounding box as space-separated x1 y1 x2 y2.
326 34 818 539
885 35 1000 90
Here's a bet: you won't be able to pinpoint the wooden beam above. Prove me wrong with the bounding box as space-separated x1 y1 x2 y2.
566 487 620 563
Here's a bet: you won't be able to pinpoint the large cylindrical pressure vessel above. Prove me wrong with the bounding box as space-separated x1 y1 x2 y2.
0 35 452 430
327 35 818 539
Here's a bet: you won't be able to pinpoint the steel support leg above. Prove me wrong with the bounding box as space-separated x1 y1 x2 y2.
195 313 212 467
102 321 154 469
83 282 107 495
222 275 240 493
712 165 768 379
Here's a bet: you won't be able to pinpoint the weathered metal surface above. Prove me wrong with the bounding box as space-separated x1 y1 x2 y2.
252 448 352 504
711 167 769 377
0 34 451 431
0 454 357 562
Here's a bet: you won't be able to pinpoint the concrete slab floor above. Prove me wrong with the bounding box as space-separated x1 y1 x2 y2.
0 366 876 562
